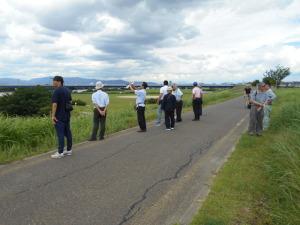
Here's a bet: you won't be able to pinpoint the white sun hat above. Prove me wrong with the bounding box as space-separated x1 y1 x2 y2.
95 81 104 90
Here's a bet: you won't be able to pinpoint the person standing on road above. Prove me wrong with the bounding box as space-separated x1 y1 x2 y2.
51 76 73 159
156 80 169 126
161 86 177 131
129 82 148 132
89 81 109 141
192 82 203 121
244 85 252 108
172 83 183 122
248 83 268 136
263 82 276 130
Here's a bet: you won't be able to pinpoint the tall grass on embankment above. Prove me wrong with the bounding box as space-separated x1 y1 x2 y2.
190 88 300 225
0 87 243 164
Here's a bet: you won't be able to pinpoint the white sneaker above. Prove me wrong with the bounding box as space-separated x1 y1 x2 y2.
63 150 72 156
51 152 64 159
165 128 171 131
171 127 174 130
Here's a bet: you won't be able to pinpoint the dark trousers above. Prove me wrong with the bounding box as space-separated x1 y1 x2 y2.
91 108 106 139
248 105 264 134
165 110 175 129
193 98 202 120
175 100 183 121
137 106 146 131
54 120 72 154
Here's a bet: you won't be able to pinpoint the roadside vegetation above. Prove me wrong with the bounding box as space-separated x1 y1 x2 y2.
0 86 242 164
190 88 300 225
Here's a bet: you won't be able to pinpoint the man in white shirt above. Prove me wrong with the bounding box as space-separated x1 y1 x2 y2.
192 82 203 121
155 80 169 126
172 83 183 122
129 82 148 132
89 81 109 141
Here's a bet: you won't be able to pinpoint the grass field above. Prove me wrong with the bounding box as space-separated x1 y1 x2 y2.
189 88 300 225
0 87 243 164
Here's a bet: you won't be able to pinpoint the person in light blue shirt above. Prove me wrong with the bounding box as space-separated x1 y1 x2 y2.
172 83 183 122
263 82 276 130
89 81 109 141
248 83 268 136
129 82 148 132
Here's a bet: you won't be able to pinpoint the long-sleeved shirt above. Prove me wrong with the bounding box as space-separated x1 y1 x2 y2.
161 93 176 112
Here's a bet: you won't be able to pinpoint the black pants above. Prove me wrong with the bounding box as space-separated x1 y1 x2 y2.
165 110 175 129
137 106 146 131
54 120 72 154
175 100 183 121
91 108 106 139
193 98 202 120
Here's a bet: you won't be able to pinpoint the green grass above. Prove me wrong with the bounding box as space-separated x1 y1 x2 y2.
190 88 300 225
0 87 243 164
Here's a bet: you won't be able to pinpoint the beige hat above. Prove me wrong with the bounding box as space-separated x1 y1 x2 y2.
167 86 172 91
95 81 104 90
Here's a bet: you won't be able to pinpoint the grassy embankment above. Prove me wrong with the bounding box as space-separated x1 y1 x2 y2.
0 87 243 164
190 88 300 225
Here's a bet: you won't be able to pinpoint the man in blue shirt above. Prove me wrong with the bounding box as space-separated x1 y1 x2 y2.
129 82 148 132
51 76 73 159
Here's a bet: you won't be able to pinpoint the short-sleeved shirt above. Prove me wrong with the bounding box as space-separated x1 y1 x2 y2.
250 90 268 104
52 87 72 122
92 90 109 108
266 89 276 102
172 88 183 101
192 87 203 98
134 89 146 107
159 85 169 100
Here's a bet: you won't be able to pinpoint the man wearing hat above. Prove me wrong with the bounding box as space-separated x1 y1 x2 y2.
161 86 177 130
51 76 73 159
89 81 109 141
129 82 148 132
192 82 203 121
248 82 268 136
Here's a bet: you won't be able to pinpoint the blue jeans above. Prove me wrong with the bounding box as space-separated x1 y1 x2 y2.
55 120 72 153
156 104 164 124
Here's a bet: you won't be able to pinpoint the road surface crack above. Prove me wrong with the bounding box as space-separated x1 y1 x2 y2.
117 139 215 225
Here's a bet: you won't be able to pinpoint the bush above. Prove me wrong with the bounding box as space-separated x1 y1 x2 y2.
145 98 157 104
0 86 51 116
72 99 87 106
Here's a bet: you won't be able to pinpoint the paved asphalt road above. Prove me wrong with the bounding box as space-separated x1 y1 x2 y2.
0 97 249 225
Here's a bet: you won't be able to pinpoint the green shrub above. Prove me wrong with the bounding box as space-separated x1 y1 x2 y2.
0 86 51 116
72 99 87 106
145 98 157 104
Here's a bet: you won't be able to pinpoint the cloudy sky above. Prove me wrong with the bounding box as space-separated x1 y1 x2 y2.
0 0 300 83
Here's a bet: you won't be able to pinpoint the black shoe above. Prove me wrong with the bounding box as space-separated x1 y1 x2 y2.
99 137 104 140
88 138 97 141
192 119 199 121
176 119 182 122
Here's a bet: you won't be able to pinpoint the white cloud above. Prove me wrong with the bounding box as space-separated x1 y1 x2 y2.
0 0 299 82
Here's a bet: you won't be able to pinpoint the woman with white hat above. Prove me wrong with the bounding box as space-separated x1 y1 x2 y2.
89 81 109 141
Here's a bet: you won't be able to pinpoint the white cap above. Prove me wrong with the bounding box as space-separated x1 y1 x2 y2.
95 81 104 90
167 86 172 91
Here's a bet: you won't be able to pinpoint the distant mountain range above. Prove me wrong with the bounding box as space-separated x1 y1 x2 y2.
0 77 159 86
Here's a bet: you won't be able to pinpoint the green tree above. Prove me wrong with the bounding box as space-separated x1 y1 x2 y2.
251 79 260 87
262 76 276 86
0 86 51 116
263 65 290 88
